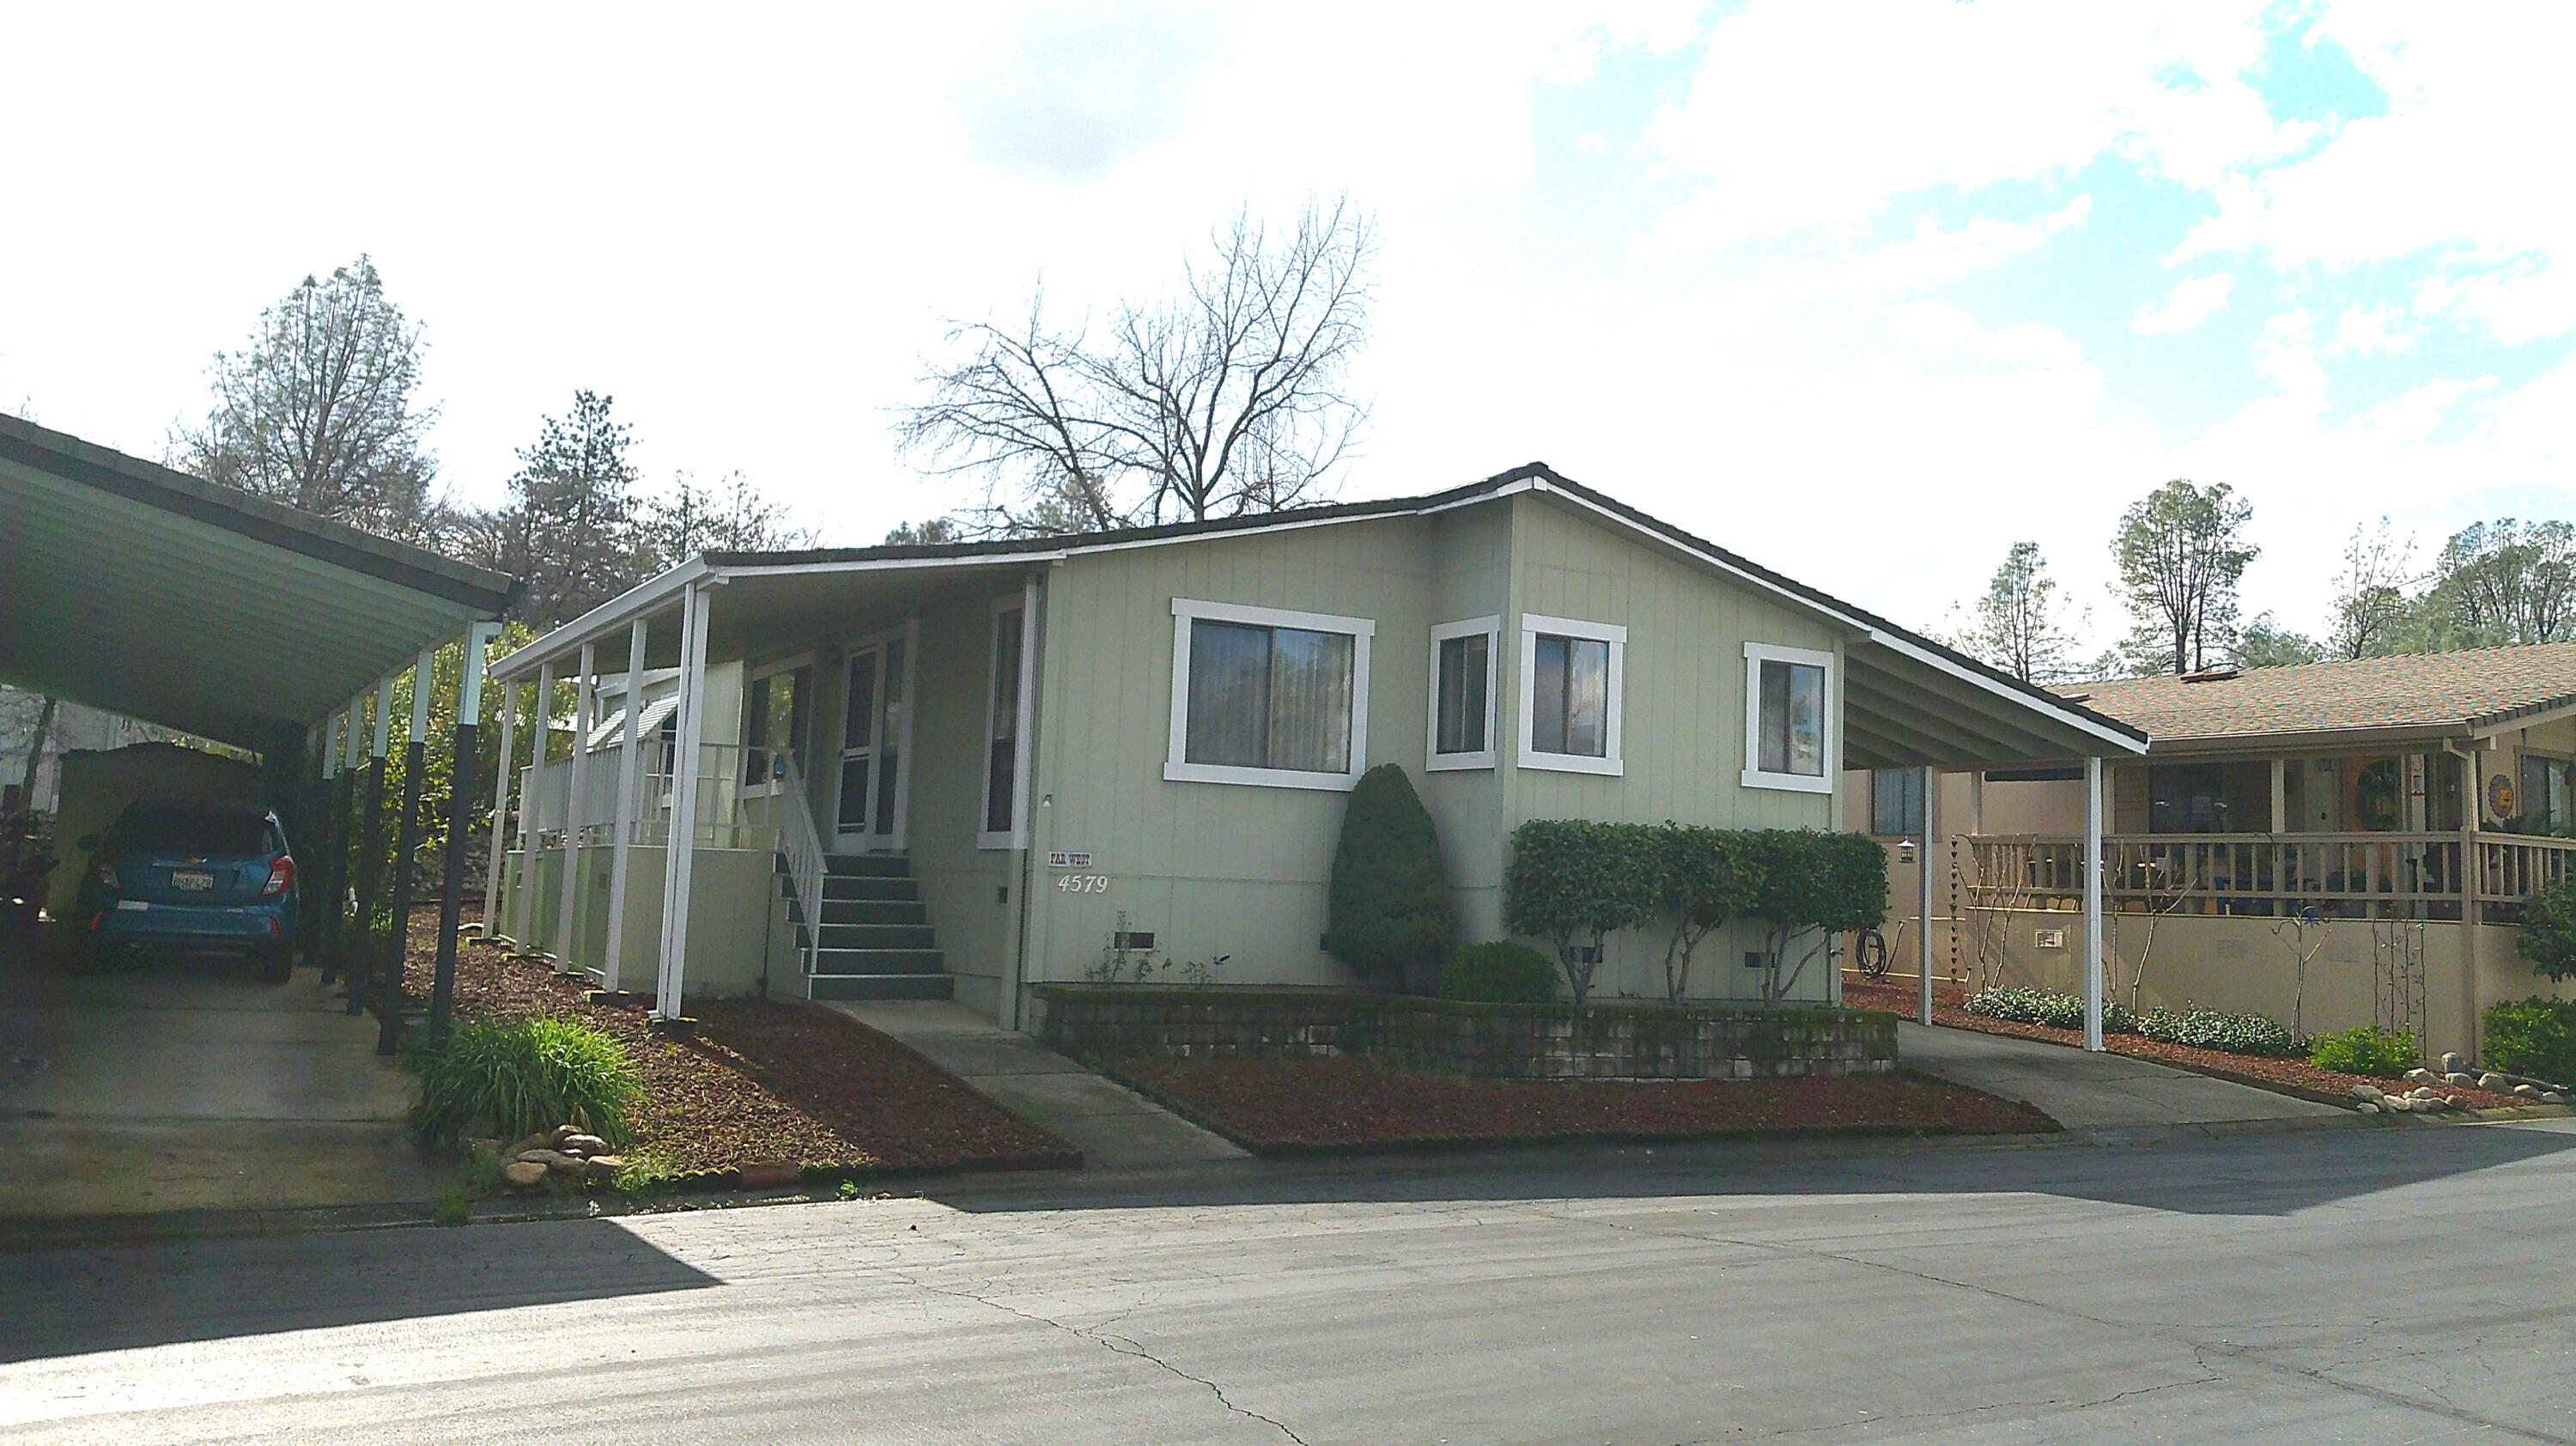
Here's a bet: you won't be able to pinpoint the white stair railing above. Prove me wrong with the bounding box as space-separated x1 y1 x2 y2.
775 754 829 978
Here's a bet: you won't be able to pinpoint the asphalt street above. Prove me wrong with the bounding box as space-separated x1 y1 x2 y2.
5 1121 2574 1444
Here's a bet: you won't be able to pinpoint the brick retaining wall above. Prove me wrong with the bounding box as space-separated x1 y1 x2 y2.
1028 987 1898 1080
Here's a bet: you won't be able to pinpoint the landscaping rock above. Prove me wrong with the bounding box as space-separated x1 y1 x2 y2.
585 1155 623 1180
514 1149 568 1167
2350 1084 2383 1102
2479 1072 2511 1091
2440 1052 2467 1074
2516 1084 2543 1097
2548 1092 2569 1104
547 1155 586 1177
551 1123 586 1145
2382 1097 2411 1112
2355 1101 2379 1115
2403 1068 2437 1084
505 1133 555 1159
2445 1072 2477 1087
501 1161 549 1188
560 1134 608 1157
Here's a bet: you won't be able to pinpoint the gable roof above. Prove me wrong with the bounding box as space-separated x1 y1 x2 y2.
2065 641 2576 750
500 462 2146 762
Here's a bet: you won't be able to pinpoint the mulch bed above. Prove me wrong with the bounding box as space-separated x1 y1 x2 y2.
400 918 1078 1182
1112 1056 2057 1154
1843 979 2535 1112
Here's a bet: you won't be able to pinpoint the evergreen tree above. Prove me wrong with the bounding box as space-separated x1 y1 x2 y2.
490 392 646 628
1947 541 2082 683
2113 479 2258 674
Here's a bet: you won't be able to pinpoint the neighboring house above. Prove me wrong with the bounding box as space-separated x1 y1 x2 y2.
1863 643 2576 1058
489 464 2142 1028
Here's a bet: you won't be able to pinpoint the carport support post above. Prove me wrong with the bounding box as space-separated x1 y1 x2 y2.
602 616 647 993
555 643 596 974
1918 764 1937 1027
2083 753 2105 1053
480 678 520 940
349 677 394 1015
431 623 500 1046
316 710 347 984
379 647 435 1054
515 663 554 954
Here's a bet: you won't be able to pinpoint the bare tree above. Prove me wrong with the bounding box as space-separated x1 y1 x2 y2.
1947 541 2083 683
2329 518 2418 659
173 256 444 541
638 470 812 568
901 196 1375 533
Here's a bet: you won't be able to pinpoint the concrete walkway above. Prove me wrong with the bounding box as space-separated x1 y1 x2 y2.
0 934 445 1218
1900 1020 2346 1131
828 999 1248 1169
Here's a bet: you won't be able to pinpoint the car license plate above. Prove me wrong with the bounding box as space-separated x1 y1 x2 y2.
171 870 214 891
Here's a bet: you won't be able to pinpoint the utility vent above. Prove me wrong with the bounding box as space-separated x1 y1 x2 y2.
1742 951 1777 970
2033 927 2069 950
1113 930 1156 951
2059 691 2093 704
2179 666 2239 683
1565 945 1603 965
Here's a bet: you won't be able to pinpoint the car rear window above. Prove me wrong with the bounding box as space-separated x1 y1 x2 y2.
116 807 274 855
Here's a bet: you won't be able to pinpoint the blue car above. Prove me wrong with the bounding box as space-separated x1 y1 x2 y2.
76 803 299 981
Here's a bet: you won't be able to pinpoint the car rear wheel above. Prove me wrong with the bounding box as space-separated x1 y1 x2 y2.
259 945 295 984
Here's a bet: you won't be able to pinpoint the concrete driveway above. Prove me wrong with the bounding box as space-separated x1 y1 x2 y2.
0 927 442 1219
1900 1020 2347 1131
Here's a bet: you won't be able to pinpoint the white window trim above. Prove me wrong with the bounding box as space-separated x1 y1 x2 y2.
740 652 817 798
977 586 1039 849
1425 615 1500 772
1516 613 1625 777
1164 597 1375 792
1742 641 1836 793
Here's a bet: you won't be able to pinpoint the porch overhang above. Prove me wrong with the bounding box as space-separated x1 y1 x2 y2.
0 412 515 750
1840 633 2146 771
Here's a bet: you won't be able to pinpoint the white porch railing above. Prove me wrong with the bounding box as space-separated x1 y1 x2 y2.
524 743 776 851
775 754 829 979
1967 831 2576 915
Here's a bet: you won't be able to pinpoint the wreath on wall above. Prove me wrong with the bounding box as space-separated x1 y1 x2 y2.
2354 759 2403 832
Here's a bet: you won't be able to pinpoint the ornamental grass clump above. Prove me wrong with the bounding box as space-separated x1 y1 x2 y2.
2136 1006 2295 1056
410 1016 642 1148
1437 942 1559 1004
2306 1024 2420 1078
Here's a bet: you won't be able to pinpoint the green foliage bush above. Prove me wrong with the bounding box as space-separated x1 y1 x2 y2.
1437 942 1560 1004
1504 820 1663 1003
2136 1006 2296 1056
1963 987 2135 1033
1322 765 1455 990
410 1016 641 1147
2518 878 2576 982
2305 1024 2421 1078
1655 823 1753 1002
2480 998 2576 1084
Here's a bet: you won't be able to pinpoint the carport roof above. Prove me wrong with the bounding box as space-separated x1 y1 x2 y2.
0 412 517 751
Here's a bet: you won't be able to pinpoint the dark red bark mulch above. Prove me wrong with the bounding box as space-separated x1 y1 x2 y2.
1844 979 2533 1111
1113 1056 2057 1154
401 920 1077 1179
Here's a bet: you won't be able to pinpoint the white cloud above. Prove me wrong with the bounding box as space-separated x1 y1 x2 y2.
2133 273 2236 335
2328 303 2415 355
1646 2 2303 241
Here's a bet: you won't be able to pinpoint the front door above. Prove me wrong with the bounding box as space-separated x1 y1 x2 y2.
832 630 909 853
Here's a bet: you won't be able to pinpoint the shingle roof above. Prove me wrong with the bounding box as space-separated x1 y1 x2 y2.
2063 641 2576 744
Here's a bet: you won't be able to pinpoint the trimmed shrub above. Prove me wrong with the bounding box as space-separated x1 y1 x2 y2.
1437 942 1560 1004
1656 823 1753 1002
1735 828 1888 1005
410 1016 642 1147
2481 998 2576 1085
1323 765 1455 990
2518 878 2576 982
2136 1006 2296 1056
1504 820 1663 1003
1963 987 2135 1034
2306 1024 2421 1078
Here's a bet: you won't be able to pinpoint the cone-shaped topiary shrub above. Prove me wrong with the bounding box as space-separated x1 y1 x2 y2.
1323 764 1455 990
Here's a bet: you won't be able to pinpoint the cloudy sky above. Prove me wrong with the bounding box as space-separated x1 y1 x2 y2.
4 2 2570 652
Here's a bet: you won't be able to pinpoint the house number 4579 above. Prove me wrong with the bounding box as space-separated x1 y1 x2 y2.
1055 874 1109 894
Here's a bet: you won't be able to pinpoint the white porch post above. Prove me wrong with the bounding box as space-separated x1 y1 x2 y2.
1918 763 1937 1027
481 678 519 936
2083 753 2106 1052
516 662 554 952
556 643 596 972
654 585 712 1019
603 616 648 993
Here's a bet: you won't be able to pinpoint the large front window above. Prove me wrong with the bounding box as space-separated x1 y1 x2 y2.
1741 642 1832 793
1165 598 1373 790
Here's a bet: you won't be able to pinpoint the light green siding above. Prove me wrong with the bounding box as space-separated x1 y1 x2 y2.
1015 490 1858 1011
